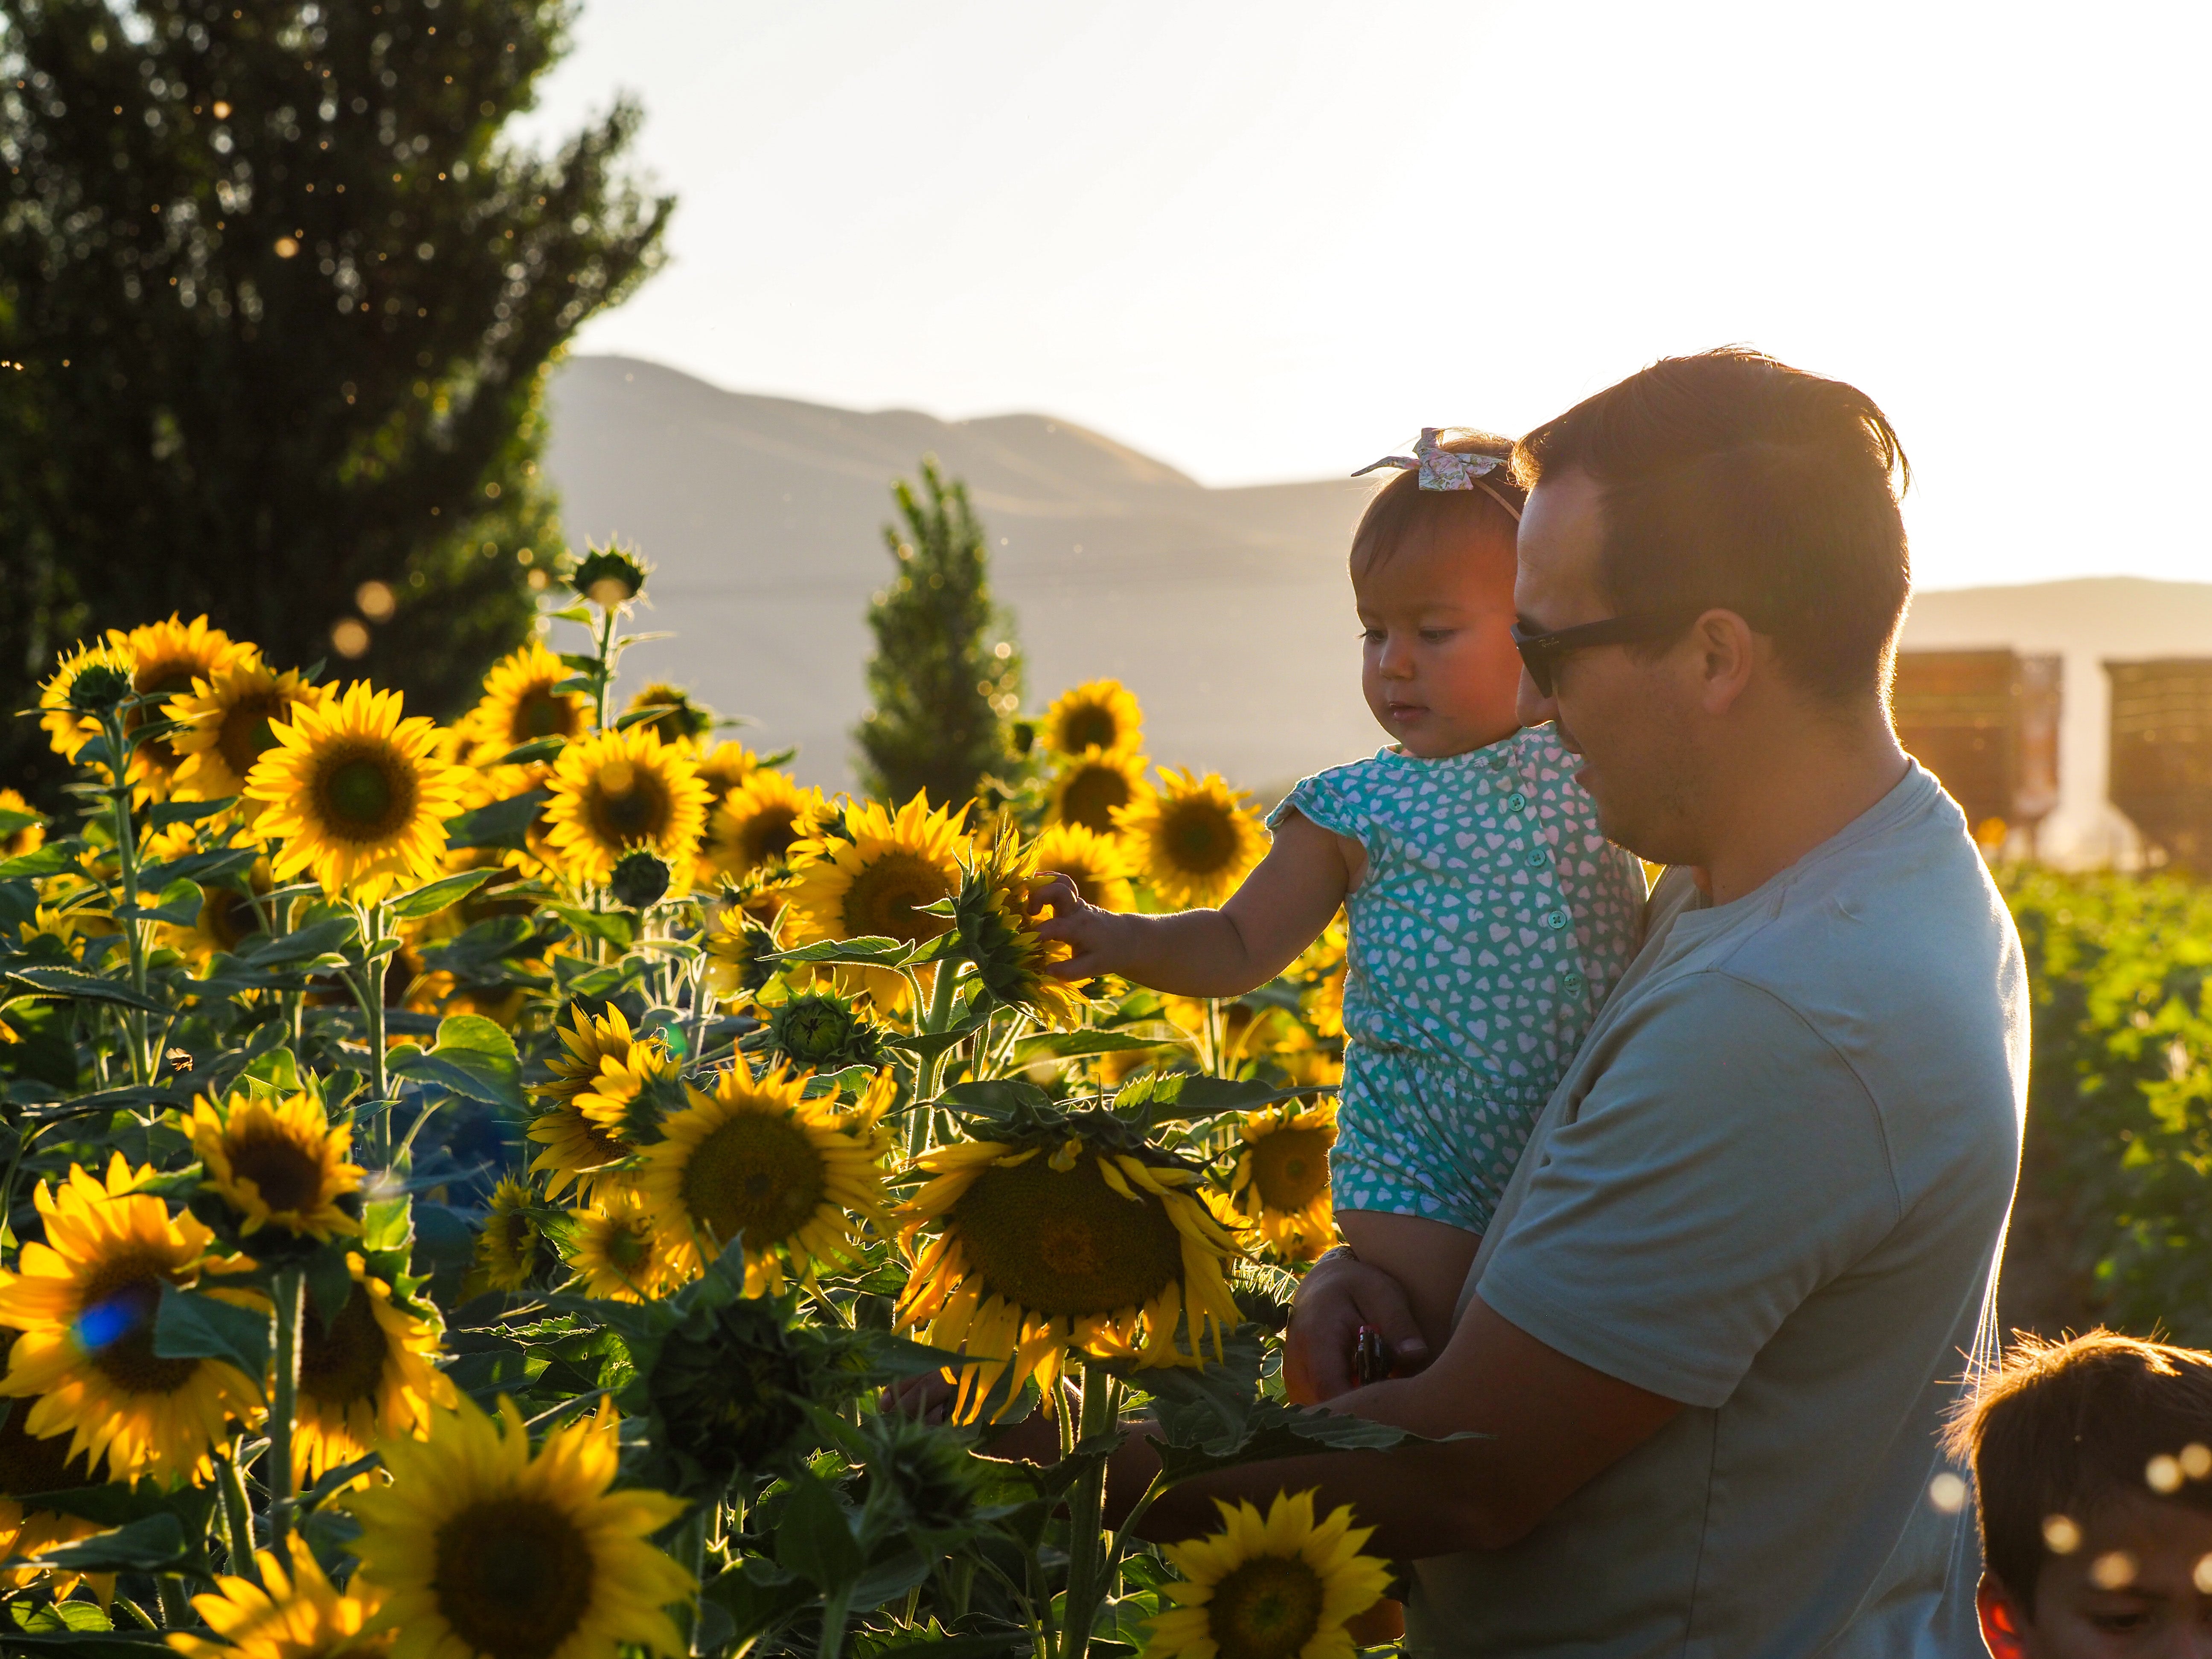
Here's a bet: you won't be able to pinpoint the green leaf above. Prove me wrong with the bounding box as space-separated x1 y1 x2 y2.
5 1513 189 1574
12 1599 112 1630
496 736 568 766
613 703 676 731
388 1013 524 1109
444 786 550 852
138 844 259 890
546 903 634 952
768 935 926 970
934 1079 1051 1118
387 868 495 921
0 806 45 836
1114 1072 1327 1124
6 964 171 1015
1010 1027 1182 1065
775 1473 863 1592
0 845 82 879
306 1243 357 1327
242 1044 302 1095
147 795 236 831
116 877 202 927
152 1283 272 1382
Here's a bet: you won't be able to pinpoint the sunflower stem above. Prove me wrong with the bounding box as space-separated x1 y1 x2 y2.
101 706 152 1085
672 1501 710 1654
818 1584 854 1659
215 1442 263 1587
354 897 391 1155
1057 1361 1121 1659
156 1575 192 1628
267 1267 304 1551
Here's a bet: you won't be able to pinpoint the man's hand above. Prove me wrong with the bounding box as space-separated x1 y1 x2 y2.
1284 1247 1432 1403
1028 873 1131 981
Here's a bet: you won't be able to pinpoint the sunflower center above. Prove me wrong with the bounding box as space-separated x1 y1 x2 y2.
73 1254 198 1395
1161 801 1238 875
949 1153 1184 1318
735 804 801 869
226 1126 326 1215
314 744 417 842
215 689 288 780
202 885 265 953
1252 1127 1331 1211
838 851 955 944
598 1214 654 1274
510 684 580 742
0 1394 99 1495
1060 766 1133 835
131 661 204 765
1061 707 1119 751
431 1495 597 1659
679 1113 828 1251
1207 1554 1326 1659
588 760 672 845
300 1283 391 1409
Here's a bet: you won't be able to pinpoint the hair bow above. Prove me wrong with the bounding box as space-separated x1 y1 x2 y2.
1352 428 1512 490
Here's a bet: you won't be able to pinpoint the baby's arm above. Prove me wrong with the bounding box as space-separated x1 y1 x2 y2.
1333 1212 1482 1365
1031 809 1354 996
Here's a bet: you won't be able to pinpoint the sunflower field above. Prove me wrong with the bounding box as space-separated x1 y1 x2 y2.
0 547 1417 1659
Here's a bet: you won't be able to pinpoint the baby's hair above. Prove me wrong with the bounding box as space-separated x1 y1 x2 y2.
1944 1329 2212 1605
1349 428 1525 579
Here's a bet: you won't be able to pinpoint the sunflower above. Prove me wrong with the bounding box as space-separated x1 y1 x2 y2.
460 640 591 759
1144 1489 1393 1659
539 1003 645 1106
530 1014 674 1202
1050 746 1153 836
623 681 715 744
291 1254 454 1485
118 614 254 802
0 1377 108 1601
0 1153 266 1480
637 1065 892 1295
162 873 271 967
169 1534 393 1659
1117 768 1267 910
951 837 1085 1028
895 1130 1245 1421
689 738 758 808
573 1042 688 1151
188 1091 364 1241
0 788 45 862
1226 1102 1338 1262
1042 678 1144 758
167 658 334 806
785 792 968 1009
343 1394 691 1659
38 637 137 762
466 1178 545 1296
542 726 713 893
704 769 825 883
1030 821 1137 912
562 1190 672 1303
245 681 466 900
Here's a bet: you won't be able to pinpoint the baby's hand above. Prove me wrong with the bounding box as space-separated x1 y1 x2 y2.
1027 873 1131 981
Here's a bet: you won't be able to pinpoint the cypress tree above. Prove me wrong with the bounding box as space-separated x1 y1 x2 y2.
0 0 672 795
855 458 1023 808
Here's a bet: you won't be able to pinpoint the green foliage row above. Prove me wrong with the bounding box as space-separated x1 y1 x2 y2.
2005 866 2212 1344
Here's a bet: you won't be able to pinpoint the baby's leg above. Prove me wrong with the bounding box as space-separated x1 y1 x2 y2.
1334 1210 1481 1365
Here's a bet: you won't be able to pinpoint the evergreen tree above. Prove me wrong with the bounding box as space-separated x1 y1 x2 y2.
856 458 1022 808
0 0 672 795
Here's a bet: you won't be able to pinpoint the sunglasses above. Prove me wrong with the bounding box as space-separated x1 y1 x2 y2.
1510 610 1702 698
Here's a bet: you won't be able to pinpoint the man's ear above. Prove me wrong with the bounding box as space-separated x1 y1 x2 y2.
1977 1571 2032 1659
1687 608 1758 717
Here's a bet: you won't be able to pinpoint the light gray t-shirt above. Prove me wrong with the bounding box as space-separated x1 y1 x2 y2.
1410 763 2026 1658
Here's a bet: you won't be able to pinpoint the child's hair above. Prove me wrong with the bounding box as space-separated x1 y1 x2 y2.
1349 428 1524 579
1944 1330 2212 1604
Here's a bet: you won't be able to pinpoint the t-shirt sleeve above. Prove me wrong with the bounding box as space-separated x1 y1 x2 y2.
1475 971 1902 1409
1267 764 1369 848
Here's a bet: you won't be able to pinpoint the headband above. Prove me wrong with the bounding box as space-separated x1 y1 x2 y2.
1352 428 1522 521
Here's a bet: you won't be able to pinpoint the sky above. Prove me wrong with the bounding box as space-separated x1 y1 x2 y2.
520 1 2212 594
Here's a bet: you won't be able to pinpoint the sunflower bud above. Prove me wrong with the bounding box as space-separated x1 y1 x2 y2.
852 1412 987 1536
67 662 132 716
767 993 884 1070
569 543 649 608
609 849 671 910
643 1295 846 1493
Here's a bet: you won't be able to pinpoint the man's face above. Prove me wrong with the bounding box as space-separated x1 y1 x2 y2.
1979 1492 2212 1657
1513 469 1697 862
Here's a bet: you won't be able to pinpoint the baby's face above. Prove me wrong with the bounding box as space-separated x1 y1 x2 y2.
1355 525 1522 758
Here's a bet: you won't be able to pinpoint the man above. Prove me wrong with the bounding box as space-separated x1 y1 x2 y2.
1133 348 2027 1655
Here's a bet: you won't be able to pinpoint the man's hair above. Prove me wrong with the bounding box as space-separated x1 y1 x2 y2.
1350 428 1524 579
1513 347 1911 703
1945 1330 2212 1604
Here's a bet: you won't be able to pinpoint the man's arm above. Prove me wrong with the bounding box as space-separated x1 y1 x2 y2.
1117 1292 1682 1562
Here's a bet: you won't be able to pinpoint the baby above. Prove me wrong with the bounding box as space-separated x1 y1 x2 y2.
1034 428 1648 1356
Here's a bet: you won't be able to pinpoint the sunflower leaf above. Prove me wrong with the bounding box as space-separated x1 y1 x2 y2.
146 795 236 831
0 806 42 835
495 736 568 766
137 844 259 889
5 964 171 1016
443 786 550 852
386 868 495 921
388 1014 524 1110
1008 1027 1182 1065
934 1079 1051 1119
114 878 202 927
0 844 84 879
306 1242 357 1325
2 1512 189 1575
766 935 926 970
152 1283 273 1380
775 1471 864 1592
613 703 678 731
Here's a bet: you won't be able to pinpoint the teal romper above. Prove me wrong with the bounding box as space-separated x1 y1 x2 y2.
1269 726 1647 1234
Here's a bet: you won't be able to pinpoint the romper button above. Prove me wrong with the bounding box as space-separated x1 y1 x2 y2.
1543 909 1568 930
1525 849 1548 869
1565 971 1585 992
1508 791 1528 812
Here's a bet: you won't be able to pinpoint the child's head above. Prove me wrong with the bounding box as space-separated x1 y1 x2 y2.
1948 1330 2212 1656
1350 429 1525 759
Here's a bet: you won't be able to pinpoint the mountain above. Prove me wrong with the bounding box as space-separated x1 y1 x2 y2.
543 354 2212 858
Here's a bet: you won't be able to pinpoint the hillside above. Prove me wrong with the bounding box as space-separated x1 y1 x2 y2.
544 355 2212 858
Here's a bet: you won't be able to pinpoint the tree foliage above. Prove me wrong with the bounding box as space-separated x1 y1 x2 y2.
0 0 672 795
855 457 1023 808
